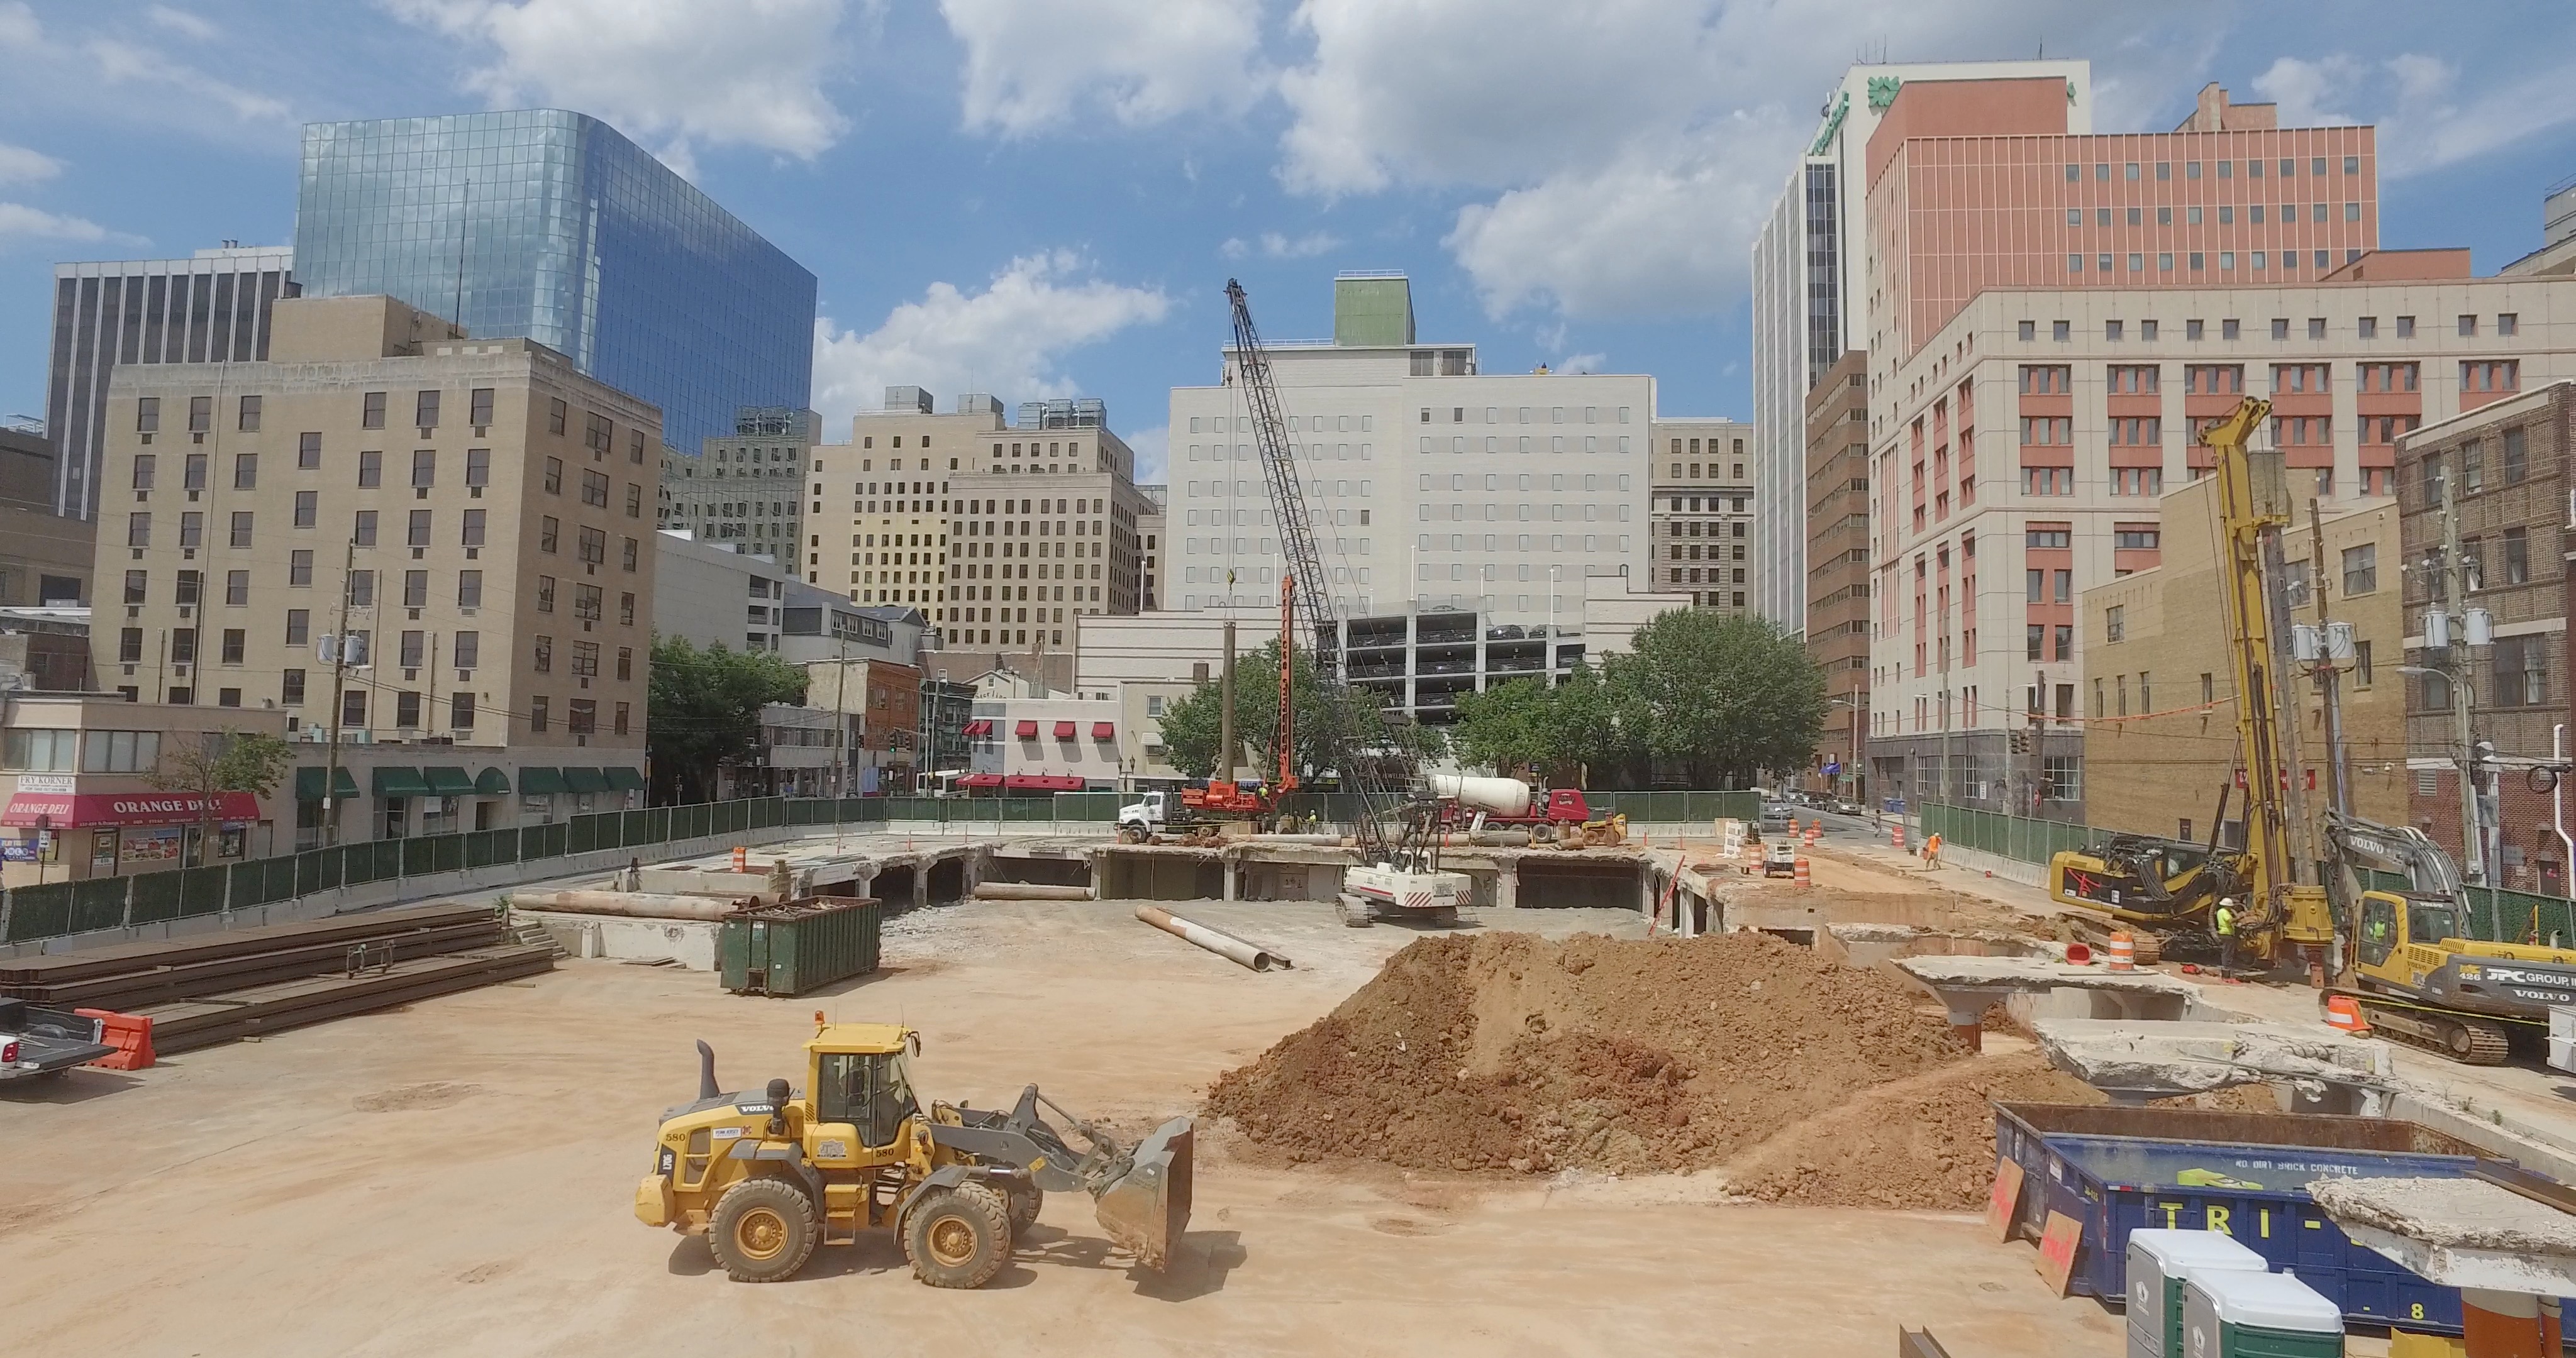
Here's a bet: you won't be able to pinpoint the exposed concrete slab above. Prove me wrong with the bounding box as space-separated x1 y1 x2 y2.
517 909 720 970
2031 1017 2399 1100
1896 954 2200 995
2313 1176 2576 1296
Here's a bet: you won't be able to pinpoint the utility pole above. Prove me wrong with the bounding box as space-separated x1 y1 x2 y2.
321 538 357 847
2306 500 2353 820
2438 466 2485 884
1219 617 1238 783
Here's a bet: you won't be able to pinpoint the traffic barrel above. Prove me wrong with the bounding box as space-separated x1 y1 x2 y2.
2106 932 2135 971
2323 994 2370 1034
1892 824 1907 852
1794 857 1811 888
731 845 749 872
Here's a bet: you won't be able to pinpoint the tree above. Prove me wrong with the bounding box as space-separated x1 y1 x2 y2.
1450 612 1824 789
147 728 295 866
647 636 808 803
1156 639 1443 785
1610 609 1824 787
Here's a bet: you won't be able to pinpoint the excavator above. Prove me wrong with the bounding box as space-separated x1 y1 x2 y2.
2046 397 2334 969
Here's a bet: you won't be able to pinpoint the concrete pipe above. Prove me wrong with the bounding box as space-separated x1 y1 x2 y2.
1430 774 1533 817
971 881 1092 901
1134 905 1293 972
505 890 750 921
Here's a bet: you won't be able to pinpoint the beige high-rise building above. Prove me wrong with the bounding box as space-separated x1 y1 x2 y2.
94 294 654 841
1646 416 1757 613
811 389 1151 653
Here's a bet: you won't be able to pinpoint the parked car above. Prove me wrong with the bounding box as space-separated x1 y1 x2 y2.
1759 803 1794 832
1830 798 1865 816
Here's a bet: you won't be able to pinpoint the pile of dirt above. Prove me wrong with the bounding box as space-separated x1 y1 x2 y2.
1724 1052 2098 1208
1205 931 1967 1176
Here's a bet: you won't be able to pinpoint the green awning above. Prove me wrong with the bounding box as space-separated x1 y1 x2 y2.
473 767 512 796
602 766 645 792
423 766 475 797
294 766 361 802
562 767 609 794
518 767 567 795
372 766 432 798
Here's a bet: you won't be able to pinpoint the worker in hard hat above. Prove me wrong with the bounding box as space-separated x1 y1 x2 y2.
2214 897 2238 972
1923 832 1943 868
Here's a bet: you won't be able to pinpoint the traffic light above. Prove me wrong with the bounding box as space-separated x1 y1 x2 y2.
2009 729 2030 756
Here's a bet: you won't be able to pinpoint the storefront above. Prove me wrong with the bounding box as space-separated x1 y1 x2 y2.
0 789 263 880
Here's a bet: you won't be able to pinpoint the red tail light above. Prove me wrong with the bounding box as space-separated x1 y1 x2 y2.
1 1040 18 1065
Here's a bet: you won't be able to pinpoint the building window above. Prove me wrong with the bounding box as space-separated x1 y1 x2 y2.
2504 527 2530 586
238 395 262 432
2105 605 2125 643
362 392 386 429
2341 543 2378 595
2496 634 2550 706
358 450 382 487
467 448 490 487
416 390 440 429
529 697 548 732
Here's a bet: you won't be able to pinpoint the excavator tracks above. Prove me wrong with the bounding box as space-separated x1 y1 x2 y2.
2336 991 2514 1065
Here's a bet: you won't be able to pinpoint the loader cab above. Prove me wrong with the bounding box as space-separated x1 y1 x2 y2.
802 1022 923 1166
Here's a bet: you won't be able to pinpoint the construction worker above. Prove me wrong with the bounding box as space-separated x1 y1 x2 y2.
1923 832 1942 868
2214 897 2238 972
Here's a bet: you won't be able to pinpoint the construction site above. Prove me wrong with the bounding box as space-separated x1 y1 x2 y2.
13 319 2576 1358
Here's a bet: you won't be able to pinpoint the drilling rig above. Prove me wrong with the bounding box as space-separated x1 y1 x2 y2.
1224 279 1466 926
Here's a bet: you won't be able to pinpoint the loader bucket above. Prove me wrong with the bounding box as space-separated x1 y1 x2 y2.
1093 1117 1194 1271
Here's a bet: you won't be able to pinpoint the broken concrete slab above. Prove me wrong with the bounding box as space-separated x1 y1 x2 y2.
2312 1176 2576 1296
2031 1017 2396 1103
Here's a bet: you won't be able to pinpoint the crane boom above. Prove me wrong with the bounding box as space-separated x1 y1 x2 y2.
1225 279 1399 856
2205 398 2296 914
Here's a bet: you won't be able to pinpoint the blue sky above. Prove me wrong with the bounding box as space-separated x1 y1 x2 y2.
3 0 2573 485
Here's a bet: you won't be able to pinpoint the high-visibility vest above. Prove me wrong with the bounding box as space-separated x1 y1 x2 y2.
2214 907 2235 936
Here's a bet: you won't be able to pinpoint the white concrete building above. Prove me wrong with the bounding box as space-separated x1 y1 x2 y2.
654 529 795 653
1166 273 1653 624
1751 58 2095 630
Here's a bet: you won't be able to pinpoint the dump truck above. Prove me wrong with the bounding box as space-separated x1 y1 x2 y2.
636 1017 1192 1287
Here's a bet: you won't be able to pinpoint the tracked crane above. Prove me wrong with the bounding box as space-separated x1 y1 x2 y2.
1224 280 1464 925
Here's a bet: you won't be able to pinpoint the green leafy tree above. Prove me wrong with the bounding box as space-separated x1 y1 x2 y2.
147 727 296 865
1156 639 1442 784
647 636 809 803
1611 609 1824 786
1452 613 1823 788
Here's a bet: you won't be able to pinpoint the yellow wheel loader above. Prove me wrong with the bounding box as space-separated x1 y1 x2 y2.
635 1017 1193 1287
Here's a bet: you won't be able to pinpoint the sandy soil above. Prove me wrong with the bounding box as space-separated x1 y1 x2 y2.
0 897 2123 1357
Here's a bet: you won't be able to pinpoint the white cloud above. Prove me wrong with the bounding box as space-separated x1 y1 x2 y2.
2255 51 2576 179
941 0 1264 136
386 0 854 163
1124 424 1169 484
147 6 219 40
0 4 291 135
810 251 1170 429
0 141 62 187
1219 229 1342 260
1275 0 2238 320
1555 352 1606 375
0 202 145 248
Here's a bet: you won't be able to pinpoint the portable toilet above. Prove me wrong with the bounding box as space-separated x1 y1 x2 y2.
2182 1269 2345 1358
2126 1229 2269 1358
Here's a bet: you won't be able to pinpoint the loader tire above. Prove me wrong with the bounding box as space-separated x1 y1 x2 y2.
904 1182 1012 1289
708 1177 819 1283
1004 1182 1044 1235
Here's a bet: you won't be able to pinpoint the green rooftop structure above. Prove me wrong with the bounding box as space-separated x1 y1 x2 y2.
1333 272 1414 347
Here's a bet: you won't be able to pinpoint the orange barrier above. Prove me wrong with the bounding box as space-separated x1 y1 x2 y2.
731 846 750 872
75 1007 154 1070
2323 994 2370 1034
1740 841 1760 875
1892 825 1907 852
1802 824 1819 847
2106 932 2135 971
2065 941 2094 966
1793 857 1811 888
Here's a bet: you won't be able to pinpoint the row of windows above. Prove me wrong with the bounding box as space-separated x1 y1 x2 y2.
133 446 496 488
2065 155 2363 182
2067 247 2362 275
2068 202 2358 228
1665 462 1748 481
135 390 643 462
2020 314 2516 343
2418 425 2540 502
2026 362 2433 397
119 564 638 626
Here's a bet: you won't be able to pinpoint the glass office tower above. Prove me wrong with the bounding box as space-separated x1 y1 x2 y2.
293 110 816 453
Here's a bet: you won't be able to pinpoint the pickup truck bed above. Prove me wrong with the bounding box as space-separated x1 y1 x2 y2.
0 999 116 1081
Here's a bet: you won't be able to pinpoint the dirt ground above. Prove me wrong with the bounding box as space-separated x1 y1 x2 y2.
0 896 2126 1357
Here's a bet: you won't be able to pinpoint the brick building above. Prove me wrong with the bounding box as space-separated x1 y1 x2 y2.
1804 350 1871 794
2397 379 2576 894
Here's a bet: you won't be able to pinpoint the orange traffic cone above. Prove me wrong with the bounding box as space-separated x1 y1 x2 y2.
1892 824 1907 852
2324 994 2370 1034
1794 856 1811 888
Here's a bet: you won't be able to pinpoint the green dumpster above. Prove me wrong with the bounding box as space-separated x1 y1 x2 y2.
719 896 882 998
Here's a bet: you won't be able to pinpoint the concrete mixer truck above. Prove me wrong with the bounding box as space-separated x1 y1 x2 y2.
1427 775 1625 849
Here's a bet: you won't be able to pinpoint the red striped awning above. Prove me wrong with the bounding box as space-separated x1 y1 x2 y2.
1002 774 1086 792
956 773 1004 788
1091 722 1116 739
1052 720 1077 739
1013 720 1038 738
